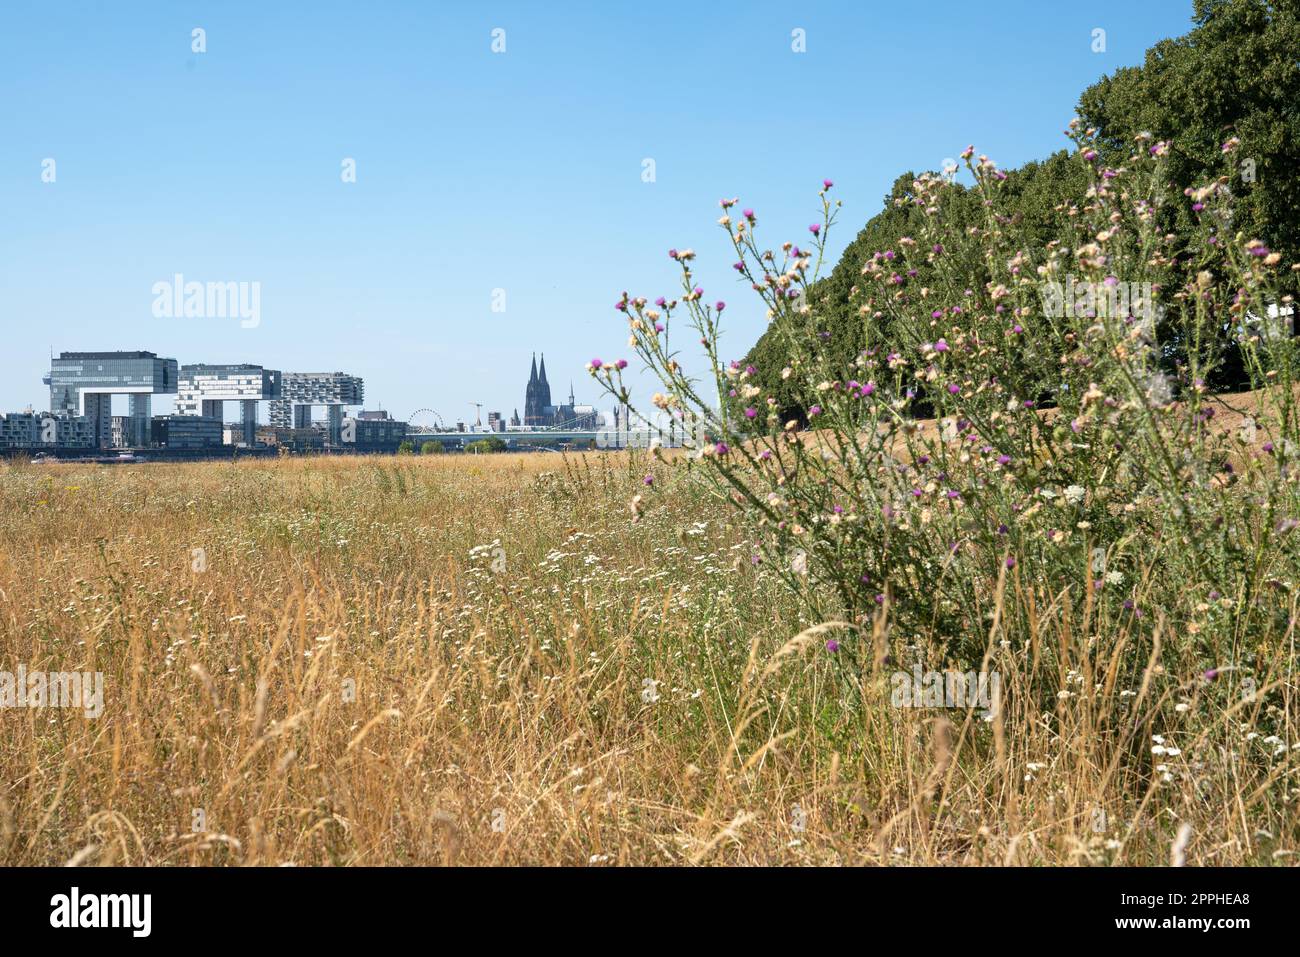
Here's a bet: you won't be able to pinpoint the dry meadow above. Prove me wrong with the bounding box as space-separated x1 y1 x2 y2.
0 452 1295 866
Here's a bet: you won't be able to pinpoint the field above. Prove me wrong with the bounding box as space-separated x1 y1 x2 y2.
0 451 1296 866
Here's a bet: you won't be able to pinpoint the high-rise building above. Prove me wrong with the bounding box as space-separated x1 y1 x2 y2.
176 364 282 446
268 372 364 445
46 351 178 448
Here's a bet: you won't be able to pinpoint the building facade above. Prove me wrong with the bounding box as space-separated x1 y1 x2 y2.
176 363 282 446
46 351 178 448
268 372 364 445
151 415 223 450
0 412 95 449
346 415 409 451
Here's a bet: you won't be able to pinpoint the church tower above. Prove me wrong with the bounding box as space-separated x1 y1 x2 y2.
537 354 552 411
524 354 537 425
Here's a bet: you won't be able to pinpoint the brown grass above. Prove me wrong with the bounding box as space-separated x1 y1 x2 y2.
0 452 1295 866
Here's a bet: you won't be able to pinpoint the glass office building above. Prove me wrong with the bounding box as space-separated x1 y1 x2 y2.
46 351 178 448
177 364 282 446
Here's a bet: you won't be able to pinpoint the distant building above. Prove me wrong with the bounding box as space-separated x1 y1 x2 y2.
46 351 178 448
524 354 553 426
522 355 597 428
268 372 364 445
151 415 223 450
345 415 408 451
487 411 503 432
0 412 95 449
257 426 325 451
176 363 282 446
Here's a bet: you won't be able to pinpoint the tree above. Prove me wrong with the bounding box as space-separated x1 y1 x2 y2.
465 436 507 454
1077 0 1300 332
743 156 1089 419
397 440 416 455
742 0 1300 407
420 440 445 454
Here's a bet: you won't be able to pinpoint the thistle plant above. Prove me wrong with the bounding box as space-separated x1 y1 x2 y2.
594 122 1299 704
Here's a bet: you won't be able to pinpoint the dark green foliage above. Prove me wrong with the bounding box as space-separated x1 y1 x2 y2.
745 0 1300 405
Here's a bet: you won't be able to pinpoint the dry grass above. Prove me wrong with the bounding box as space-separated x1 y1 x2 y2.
0 452 1295 866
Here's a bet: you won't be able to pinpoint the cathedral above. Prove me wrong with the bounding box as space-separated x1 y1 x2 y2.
520 354 598 429
524 353 552 425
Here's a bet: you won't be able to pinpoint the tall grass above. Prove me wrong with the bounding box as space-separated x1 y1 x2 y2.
0 451 1295 865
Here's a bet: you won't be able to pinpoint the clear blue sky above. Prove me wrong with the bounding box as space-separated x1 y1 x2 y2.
0 0 1194 422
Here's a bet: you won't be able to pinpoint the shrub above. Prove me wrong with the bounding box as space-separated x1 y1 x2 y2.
595 127 1299 699
466 437 507 454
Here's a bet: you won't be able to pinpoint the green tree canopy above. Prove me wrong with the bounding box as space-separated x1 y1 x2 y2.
743 0 1300 412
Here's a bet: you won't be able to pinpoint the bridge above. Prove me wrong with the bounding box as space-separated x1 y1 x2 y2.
407 429 680 450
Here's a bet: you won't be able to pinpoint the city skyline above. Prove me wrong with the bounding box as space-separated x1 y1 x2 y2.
0 2 1193 418
3 343 602 429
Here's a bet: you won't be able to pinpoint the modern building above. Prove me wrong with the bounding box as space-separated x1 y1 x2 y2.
0 411 95 449
176 363 282 446
46 351 178 448
151 415 223 450
345 415 409 451
268 372 364 445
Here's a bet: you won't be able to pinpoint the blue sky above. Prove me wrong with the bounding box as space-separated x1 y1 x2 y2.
0 0 1194 422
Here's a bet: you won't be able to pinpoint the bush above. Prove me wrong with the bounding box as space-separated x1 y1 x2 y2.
596 128 1299 698
466 436 507 454
421 440 445 455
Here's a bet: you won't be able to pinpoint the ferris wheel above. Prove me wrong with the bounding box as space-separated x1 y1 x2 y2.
407 409 446 433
